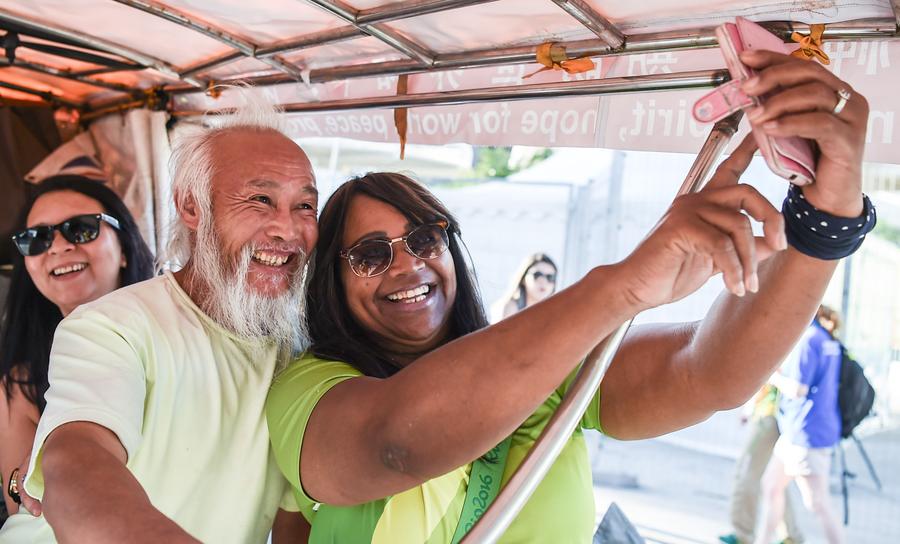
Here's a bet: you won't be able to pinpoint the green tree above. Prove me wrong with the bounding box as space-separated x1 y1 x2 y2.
472 146 553 178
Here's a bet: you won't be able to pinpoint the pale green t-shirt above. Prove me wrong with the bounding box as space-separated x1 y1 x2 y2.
267 352 602 544
0 272 297 544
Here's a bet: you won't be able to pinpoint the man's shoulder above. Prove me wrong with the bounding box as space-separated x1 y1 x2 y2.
63 275 183 334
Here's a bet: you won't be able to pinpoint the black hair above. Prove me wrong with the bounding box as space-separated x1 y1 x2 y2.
0 175 155 412
308 172 489 378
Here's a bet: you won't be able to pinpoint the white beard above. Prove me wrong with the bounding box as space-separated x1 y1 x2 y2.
191 217 309 352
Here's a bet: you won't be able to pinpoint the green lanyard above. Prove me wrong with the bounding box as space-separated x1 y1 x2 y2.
450 436 513 544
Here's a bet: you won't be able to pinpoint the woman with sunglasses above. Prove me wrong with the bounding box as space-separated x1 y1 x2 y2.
0 175 154 518
268 156 779 539
268 101 866 541
492 253 558 321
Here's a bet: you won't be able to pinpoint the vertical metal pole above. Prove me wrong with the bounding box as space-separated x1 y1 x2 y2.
840 443 850 525
460 111 744 544
677 112 743 194
840 257 853 343
562 184 592 287
602 151 626 263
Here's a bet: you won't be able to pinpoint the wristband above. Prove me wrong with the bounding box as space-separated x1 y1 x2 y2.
782 185 876 260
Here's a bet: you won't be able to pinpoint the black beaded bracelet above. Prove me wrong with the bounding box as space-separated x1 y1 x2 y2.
782 185 876 260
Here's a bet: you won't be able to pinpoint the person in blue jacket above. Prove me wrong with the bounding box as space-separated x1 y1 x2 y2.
756 306 843 544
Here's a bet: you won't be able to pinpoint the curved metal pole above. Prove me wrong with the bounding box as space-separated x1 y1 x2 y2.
678 110 744 194
460 110 744 544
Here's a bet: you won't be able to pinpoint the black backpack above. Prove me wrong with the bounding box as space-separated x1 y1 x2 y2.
838 346 875 439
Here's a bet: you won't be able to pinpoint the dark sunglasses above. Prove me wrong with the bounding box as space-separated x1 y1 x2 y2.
340 220 450 278
12 213 120 257
531 270 556 283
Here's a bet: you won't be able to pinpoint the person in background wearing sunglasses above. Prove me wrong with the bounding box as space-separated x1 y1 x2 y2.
268 47 873 541
492 253 558 322
0 175 154 521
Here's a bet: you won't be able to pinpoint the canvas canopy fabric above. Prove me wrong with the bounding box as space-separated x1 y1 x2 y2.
0 1 898 160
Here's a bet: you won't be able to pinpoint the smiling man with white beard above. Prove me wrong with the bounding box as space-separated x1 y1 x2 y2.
181 151 311 349
0 92 316 544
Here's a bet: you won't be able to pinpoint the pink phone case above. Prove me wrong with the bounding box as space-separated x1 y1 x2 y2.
693 17 816 185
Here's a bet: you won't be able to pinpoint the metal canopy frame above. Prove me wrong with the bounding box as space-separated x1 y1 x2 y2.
0 58 138 94
305 0 437 65
0 1 896 113
550 0 625 48
0 9 198 87
111 0 307 80
0 78 82 108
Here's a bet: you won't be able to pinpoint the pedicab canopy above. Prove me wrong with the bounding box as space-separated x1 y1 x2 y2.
0 0 898 162
0 3 897 538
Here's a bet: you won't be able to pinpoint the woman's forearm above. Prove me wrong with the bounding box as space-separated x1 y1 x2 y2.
685 248 834 408
375 264 638 478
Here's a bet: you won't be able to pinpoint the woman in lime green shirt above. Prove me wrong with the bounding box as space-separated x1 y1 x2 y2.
266 69 868 542
267 172 603 542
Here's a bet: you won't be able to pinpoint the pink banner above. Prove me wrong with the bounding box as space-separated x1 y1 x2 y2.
599 43 897 161
175 41 898 164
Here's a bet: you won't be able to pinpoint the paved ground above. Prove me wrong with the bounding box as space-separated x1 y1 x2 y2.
587 426 900 543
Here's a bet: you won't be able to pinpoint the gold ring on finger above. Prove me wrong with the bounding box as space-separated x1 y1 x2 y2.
832 88 851 115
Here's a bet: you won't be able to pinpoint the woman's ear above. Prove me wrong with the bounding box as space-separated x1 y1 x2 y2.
121 254 128 268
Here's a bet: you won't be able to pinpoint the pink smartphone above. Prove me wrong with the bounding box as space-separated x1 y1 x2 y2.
693 17 816 185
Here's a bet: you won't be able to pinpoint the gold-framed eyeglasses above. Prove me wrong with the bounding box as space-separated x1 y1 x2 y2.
340 220 450 278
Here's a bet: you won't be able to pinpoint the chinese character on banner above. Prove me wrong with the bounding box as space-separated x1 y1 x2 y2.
338 80 351 99
825 41 891 78
858 42 891 76
491 65 526 86
376 75 398 91
430 70 463 91
626 52 678 76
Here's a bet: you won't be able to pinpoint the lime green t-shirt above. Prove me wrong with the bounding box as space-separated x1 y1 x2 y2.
267 352 602 544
